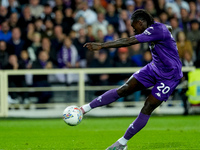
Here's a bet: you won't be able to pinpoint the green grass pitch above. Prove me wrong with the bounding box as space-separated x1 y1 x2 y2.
0 115 200 150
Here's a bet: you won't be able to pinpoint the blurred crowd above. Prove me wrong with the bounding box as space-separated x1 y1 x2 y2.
0 0 200 104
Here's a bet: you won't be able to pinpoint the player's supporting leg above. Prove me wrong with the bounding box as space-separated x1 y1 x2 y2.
81 76 146 114
106 94 162 150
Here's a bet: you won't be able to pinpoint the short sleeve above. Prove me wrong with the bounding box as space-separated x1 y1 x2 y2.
135 25 164 43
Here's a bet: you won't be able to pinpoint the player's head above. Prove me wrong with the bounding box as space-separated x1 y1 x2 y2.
131 9 154 34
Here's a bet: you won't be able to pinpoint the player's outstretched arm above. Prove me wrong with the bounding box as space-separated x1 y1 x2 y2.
83 36 139 51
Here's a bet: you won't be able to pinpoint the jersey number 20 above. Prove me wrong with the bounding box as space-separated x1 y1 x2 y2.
157 83 170 94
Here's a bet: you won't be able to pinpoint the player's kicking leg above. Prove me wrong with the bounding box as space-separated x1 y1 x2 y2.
80 76 146 114
106 94 162 150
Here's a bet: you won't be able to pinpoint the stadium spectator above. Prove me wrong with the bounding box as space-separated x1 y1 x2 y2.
115 0 126 14
43 19 55 39
118 10 129 34
28 32 42 61
62 0 75 9
91 0 106 14
129 43 144 66
166 5 175 19
18 50 32 69
18 6 35 32
134 0 144 10
179 8 190 33
57 37 80 84
182 50 194 67
51 25 66 51
95 29 104 42
73 28 89 68
154 0 166 15
86 25 95 42
105 3 119 32
197 0 200 20
63 8 75 35
142 50 152 66
53 0 65 13
0 21 12 42
188 1 198 21
113 47 135 83
170 17 182 41
53 10 68 33
5 55 18 70
104 24 115 42
5 54 29 104
32 50 53 104
187 19 200 59
145 0 157 18
176 31 193 60
8 27 25 59
34 18 45 34
39 37 57 67
92 12 108 37
9 12 19 30
0 41 9 69
125 20 134 36
26 23 35 42
40 3 55 21
88 49 112 86
72 16 87 32
29 0 44 19
114 47 141 103
32 50 54 69
159 11 169 24
68 30 76 41
0 6 9 23
126 0 135 19
166 0 190 19
7 0 21 16
57 36 80 69
75 1 97 25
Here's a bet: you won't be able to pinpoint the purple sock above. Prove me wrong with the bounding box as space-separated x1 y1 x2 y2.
124 112 150 140
90 89 120 108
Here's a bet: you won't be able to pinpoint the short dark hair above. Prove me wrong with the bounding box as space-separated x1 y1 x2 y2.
131 9 154 27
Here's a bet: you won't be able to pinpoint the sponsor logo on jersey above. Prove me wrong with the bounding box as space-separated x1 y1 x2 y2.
155 92 161 97
144 30 151 35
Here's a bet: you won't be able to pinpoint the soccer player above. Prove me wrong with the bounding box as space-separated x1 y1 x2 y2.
81 9 183 150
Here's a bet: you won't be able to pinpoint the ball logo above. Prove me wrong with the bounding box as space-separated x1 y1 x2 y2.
63 113 74 119
77 113 82 122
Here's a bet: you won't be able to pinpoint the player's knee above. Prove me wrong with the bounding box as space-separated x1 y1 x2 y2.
141 102 157 115
117 83 132 97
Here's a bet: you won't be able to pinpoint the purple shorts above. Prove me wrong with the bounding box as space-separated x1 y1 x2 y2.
133 64 181 101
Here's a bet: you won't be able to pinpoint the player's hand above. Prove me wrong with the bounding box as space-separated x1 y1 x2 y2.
83 42 102 51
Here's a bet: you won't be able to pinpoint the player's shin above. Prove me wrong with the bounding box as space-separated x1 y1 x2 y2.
119 112 150 144
81 89 120 114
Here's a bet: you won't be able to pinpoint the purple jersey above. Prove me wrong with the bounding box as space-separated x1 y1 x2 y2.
135 22 183 80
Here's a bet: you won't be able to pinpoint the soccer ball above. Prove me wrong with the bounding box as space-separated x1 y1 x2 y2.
63 106 83 126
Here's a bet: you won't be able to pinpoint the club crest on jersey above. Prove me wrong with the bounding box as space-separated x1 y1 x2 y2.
149 42 155 50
